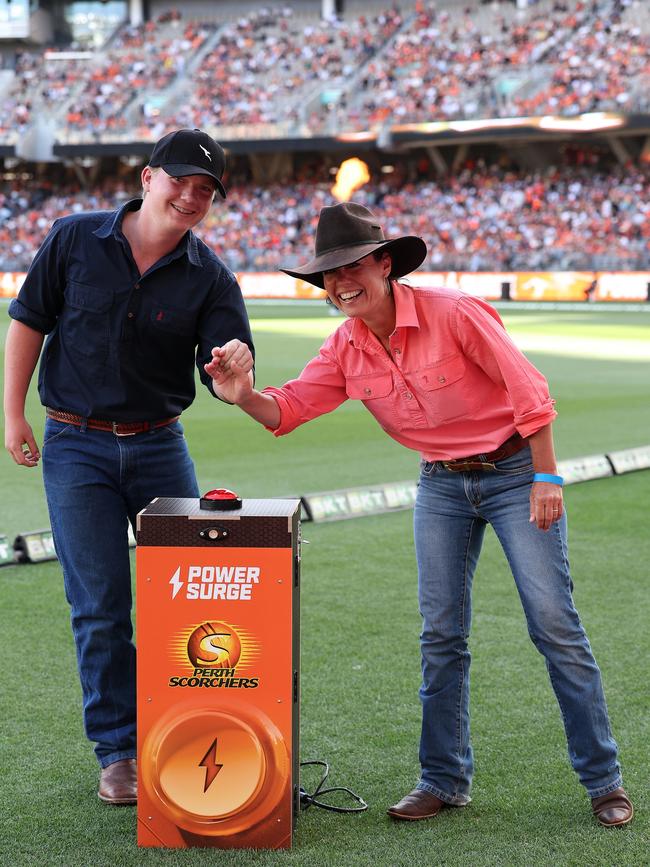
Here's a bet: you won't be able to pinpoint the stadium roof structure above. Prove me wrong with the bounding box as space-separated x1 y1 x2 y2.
39 110 650 164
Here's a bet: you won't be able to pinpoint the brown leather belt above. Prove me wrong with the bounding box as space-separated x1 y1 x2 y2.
46 407 179 437
441 432 527 472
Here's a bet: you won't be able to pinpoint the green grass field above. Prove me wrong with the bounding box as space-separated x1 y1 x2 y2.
1 305 648 866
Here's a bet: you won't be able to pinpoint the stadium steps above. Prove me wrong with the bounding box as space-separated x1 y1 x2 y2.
297 6 421 135
104 18 222 135
119 20 227 134
0 69 14 102
501 0 625 115
321 0 527 131
48 18 222 143
155 10 339 140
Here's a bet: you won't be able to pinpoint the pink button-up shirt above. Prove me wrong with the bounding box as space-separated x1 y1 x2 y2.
262 282 557 461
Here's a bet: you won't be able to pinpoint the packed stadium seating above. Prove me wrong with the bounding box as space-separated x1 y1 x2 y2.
2 161 648 273
160 5 404 139
1 0 648 144
319 0 601 130
0 0 648 274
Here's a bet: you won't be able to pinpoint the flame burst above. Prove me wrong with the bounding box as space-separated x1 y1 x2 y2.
331 158 370 202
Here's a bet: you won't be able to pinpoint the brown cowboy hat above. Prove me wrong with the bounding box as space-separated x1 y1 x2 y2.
280 202 427 289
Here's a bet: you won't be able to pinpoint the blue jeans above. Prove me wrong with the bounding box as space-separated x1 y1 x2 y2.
42 417 199 767
413 446 621 804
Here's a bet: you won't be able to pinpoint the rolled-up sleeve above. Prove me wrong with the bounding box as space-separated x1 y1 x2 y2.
8 219 66 333
196 270 255 398
262 336 349 436
454 296 557 438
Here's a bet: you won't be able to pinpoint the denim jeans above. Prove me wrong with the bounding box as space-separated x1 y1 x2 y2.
413 445 621 804
42 417 199 767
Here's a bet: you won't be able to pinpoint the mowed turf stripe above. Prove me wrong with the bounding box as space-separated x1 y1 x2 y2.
251 316 650 361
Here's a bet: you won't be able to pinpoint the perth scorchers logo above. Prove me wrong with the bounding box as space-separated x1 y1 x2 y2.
167 621 259 690
186 621 242 668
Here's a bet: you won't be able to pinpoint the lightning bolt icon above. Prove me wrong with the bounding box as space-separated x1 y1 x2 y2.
169 566 183 599
199 737 223 793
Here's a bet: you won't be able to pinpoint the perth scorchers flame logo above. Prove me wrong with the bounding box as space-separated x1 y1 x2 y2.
186 621 242 669
166 621 259 690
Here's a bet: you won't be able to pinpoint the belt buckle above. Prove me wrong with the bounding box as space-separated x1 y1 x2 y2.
112 422 136 437
442 459 497 472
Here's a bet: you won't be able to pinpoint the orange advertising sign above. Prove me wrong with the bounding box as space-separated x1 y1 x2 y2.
136 498 300 850
235 271 326 300
513 271 596 302
1 269 648 301
596 271 650 301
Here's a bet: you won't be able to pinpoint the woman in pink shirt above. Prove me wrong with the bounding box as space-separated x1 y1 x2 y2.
206 202 632 828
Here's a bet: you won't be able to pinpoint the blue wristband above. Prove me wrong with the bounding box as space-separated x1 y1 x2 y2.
533 473 564 486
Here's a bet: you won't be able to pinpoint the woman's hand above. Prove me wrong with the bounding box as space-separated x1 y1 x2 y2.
527 424 563 531
529 481 563 532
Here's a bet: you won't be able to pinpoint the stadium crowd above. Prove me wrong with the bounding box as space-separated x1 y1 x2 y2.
510 9 650 116
330 0 650 129
0 16 213 142
1 0 648 142
2 162 648 273
65 20 212 137
329 0 596 129
157 6 404 135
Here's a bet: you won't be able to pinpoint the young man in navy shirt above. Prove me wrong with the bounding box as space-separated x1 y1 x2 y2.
4 129 254 805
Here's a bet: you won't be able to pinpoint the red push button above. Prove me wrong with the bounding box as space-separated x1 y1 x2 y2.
200 489 242 511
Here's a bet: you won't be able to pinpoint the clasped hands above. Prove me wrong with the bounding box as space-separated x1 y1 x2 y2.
204 339 255 404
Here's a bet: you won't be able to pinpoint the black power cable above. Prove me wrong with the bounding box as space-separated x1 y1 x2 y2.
299 760 368 814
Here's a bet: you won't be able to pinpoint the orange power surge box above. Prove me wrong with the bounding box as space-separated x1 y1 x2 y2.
136 492 301 849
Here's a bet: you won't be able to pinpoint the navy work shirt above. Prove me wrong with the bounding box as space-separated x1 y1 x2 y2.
9 199 254 421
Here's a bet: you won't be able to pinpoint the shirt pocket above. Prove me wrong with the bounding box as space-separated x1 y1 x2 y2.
345 371 393 401
149 301 195 337
413 354 479 424
62 280 112 360
345 371 397 429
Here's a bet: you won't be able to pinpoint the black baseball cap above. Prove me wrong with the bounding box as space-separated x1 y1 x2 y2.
149 128 227 199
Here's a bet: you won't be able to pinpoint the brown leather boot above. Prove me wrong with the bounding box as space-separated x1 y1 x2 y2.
591 787 633 827
387 788 447 821
98 758 137 805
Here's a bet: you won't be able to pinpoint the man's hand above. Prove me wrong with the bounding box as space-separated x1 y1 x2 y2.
204 340 254 405
4 320 45 467
529 482 563 531
5 415 40 467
